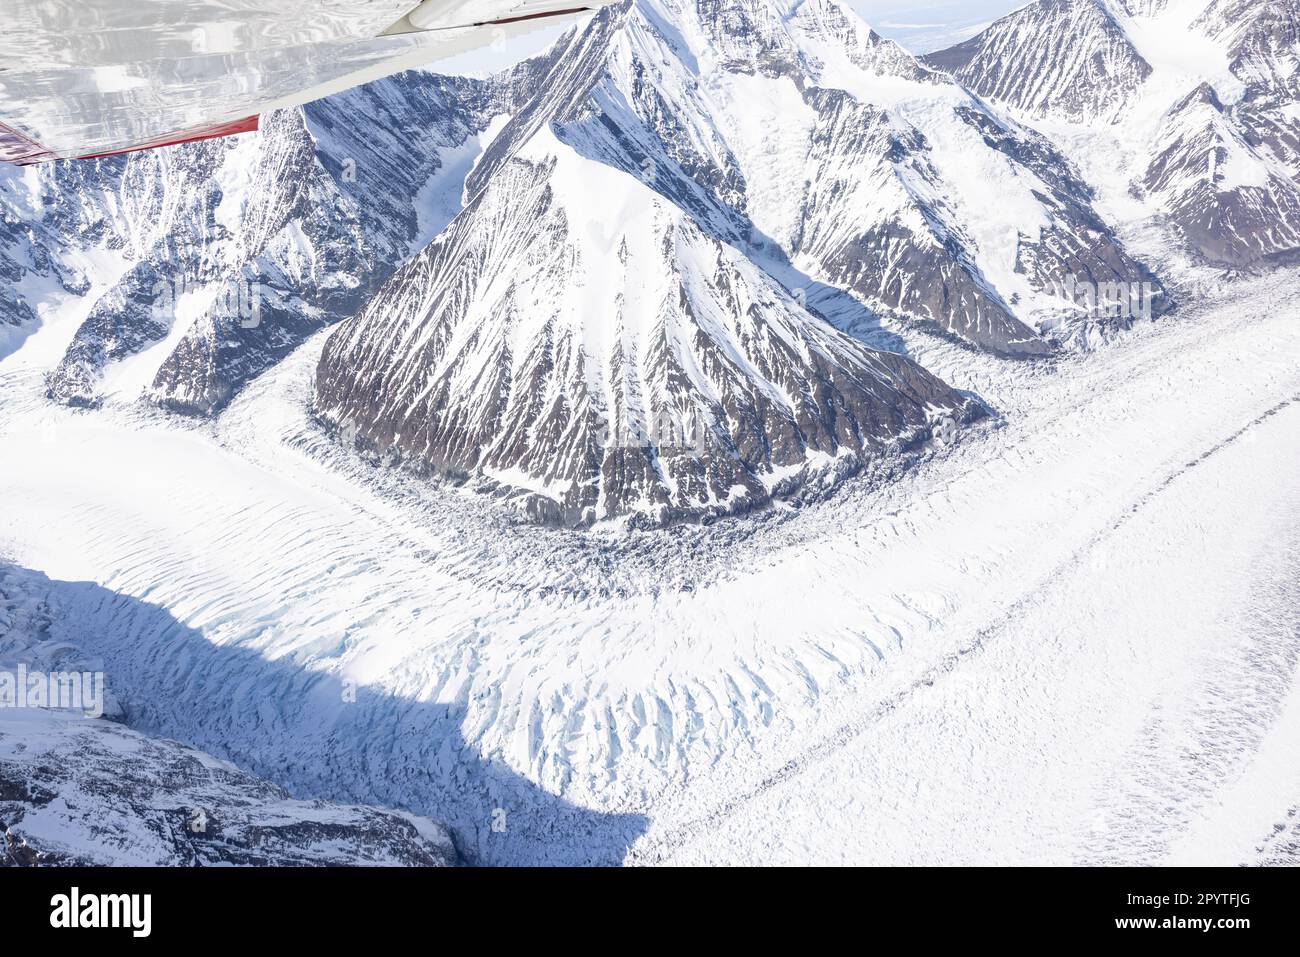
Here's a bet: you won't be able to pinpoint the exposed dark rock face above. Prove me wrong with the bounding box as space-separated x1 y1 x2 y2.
4 60 555 412
1142 83 1300 267
924 0 1153 122
0 561 459 867
315 150 981 527
0 715 459 866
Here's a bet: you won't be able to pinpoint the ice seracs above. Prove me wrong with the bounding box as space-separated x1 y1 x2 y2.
0 562 460 867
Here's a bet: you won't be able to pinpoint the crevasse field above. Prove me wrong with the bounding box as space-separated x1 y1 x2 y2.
3 255 1297 865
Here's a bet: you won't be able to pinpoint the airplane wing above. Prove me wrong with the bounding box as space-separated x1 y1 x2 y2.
0 0 606 164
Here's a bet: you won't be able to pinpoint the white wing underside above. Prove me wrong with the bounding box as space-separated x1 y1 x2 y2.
0 0 604 162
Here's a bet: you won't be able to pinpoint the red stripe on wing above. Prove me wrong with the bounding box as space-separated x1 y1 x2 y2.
72 115 260 161
0 114 259 165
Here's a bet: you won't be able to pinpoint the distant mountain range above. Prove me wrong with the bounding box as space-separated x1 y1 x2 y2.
929 0 1300 266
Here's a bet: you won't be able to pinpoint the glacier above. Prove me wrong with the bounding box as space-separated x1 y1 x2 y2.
0 0 1298 866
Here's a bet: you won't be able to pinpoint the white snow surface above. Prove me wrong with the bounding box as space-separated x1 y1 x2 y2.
2 0 1299 866
2 253 1298 864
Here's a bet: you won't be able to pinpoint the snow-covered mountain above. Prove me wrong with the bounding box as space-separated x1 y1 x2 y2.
3 0 1226 530
1 162 116 360
314 0 1182 524
1195 0 1300 99
316 138 979 526
580 0 1160 356
929 0 1300 267
925 0 1154 122
1 59 557 413
1143 82 1300 265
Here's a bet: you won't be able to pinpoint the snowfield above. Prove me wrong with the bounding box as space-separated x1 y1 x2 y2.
2 256 1297 864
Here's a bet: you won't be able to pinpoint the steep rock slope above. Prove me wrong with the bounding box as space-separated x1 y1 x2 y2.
1155 0 1300 264
0 160 147 360
316 131 979 526
0 714 460 866
930 0 1300 268
314 0 1173 524
925 0 1154 122
1195 0 1300 99
1143 83 1300 265
1 59 555 413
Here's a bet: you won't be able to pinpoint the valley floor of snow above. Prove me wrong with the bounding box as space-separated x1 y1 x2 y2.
2 269 1298 865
